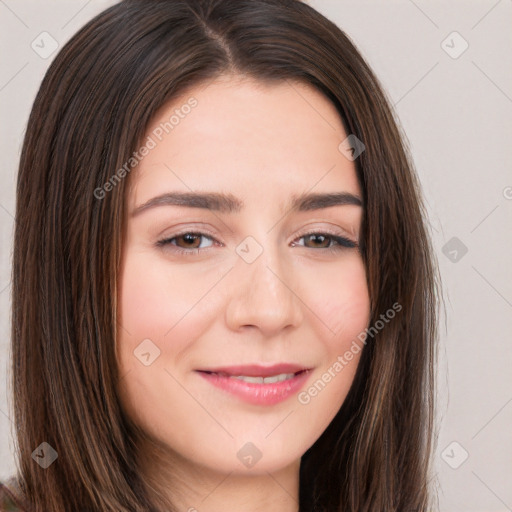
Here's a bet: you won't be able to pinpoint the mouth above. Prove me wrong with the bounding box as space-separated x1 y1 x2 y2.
194 364 313 405
197 369 309 384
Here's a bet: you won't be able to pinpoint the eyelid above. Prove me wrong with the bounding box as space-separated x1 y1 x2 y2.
157 224 221 241
156 226 359 255
157 224 357 246
292 226 358 245
155 229 221 249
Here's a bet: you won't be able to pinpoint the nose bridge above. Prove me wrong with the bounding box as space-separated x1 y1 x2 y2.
224 234 303 333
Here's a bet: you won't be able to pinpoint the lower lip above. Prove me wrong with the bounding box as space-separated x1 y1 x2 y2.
196 370 312 405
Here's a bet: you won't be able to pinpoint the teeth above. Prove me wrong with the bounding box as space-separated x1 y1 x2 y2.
230 372 296 384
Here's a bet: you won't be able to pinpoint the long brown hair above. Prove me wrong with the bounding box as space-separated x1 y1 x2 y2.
9 0 441 510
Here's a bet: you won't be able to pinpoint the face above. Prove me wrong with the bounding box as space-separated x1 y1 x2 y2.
116 76 370 477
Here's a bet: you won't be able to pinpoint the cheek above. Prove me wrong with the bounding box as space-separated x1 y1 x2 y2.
115 251 225 437
116 251 222 371
300 253 370 342
293 254 370 422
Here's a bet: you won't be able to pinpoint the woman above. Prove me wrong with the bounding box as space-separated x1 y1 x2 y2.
3 0 441 510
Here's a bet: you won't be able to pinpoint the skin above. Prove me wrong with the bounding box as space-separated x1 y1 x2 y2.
116 75 371 512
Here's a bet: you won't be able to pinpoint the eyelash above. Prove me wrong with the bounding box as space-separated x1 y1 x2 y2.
156 229 358 256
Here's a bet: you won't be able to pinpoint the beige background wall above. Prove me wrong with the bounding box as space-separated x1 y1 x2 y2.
1 1 511 511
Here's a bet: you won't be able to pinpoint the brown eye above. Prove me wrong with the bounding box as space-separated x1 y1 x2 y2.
174 233 202 249
293 232 358 251
156 232 215 251
302 233 332 249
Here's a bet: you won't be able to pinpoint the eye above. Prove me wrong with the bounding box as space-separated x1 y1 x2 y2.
292 231 358 252
156 229 358 256
156 232 216 254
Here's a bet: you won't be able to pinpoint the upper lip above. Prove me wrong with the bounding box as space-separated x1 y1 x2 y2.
196 363 312 377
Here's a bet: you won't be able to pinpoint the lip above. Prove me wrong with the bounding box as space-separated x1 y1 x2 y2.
195 364 313 406
196 363 311 377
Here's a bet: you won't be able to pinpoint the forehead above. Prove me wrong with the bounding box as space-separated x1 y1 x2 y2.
127 76 361 211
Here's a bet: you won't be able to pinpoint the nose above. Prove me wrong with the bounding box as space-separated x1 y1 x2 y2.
224 242 303 335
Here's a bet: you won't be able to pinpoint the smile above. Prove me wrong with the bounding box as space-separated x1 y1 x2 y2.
221 372 297 384
195 364 313 405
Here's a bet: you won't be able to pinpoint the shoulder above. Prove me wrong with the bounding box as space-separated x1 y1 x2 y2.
0 479 29 511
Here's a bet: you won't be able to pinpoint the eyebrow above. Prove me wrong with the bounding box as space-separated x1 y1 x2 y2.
131 190 363 217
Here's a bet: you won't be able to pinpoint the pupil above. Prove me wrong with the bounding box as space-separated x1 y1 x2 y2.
310 234 327 247
183 234 199 247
